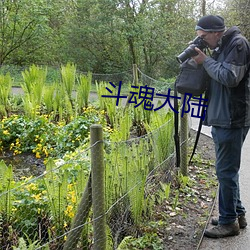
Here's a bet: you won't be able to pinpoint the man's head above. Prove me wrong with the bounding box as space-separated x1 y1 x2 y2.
195 15 225 49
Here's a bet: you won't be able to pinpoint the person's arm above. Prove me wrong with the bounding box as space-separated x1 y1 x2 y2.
193 41 250 87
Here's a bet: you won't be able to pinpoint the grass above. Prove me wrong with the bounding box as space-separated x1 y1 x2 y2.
2 64 175 96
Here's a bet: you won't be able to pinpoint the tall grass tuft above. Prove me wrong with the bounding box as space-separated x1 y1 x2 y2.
60 63 76 103
96 81 108 111
76 72 92 112
144 108 175 164
43 84 56 114
52 82 73 122
21 65 47 118
43 159 68 237
0 73 12 117
0 161 14 222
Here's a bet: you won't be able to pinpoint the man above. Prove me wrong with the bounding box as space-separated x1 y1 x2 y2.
192 15 250 238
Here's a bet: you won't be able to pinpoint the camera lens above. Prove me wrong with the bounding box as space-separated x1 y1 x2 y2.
176 36 208 63
176 45 198 63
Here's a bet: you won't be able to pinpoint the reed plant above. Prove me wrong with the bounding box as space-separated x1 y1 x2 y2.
0 73 12 116
43 159 69 243
105 136 153 226
52 82 73 122
96 81 124 128
43 84 56 114
76 72 92 112
0 161 14 222
113 107 133 141
126 139 151 224
21 65 47 118
60 63 76 103
133 101 152 125
144 108 175 164
96 81 108 111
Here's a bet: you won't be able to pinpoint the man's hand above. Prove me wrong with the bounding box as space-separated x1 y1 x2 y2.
192 47 207 64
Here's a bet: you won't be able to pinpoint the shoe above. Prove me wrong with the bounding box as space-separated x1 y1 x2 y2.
211 214 247 229
204 222 240 238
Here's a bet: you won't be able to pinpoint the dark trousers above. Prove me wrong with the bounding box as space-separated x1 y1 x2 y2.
211 126 249 225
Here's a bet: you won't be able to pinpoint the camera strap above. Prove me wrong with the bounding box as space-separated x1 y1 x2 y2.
174 83 180 168
173 83 208 168
189 91 208 164
189 48 210 164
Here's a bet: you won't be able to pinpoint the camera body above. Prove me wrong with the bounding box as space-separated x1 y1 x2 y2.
176 36 208 64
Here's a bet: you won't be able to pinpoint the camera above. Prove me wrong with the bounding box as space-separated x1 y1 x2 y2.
176 36 208 64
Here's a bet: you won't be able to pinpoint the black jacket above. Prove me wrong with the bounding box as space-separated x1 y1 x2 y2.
203 26 250 128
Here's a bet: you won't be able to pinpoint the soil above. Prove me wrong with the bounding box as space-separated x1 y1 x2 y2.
158 130 217 250
0 152 45 180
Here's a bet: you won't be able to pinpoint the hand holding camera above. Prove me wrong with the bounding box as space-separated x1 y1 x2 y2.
176 36 208 63
192 48 207 64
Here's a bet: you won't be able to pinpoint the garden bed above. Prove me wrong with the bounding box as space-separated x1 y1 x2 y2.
161 130 217 250
0 127 217 250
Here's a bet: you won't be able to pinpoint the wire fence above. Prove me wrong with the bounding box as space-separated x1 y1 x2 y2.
0 114 186 249
1 64 174 92
0 65 192 249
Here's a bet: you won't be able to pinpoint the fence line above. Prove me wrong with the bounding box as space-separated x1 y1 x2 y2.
0 64 193 249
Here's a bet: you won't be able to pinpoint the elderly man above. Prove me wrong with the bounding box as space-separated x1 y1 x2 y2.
192 15 250 238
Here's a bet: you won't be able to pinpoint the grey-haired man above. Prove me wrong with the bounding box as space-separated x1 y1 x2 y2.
193 15 250 238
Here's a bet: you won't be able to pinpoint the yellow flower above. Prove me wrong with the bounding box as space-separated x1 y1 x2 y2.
32 193 42 201
43 147 49 157
14 149 22 155
12 207 17 212
71 195 76 204
65 205 74 218
26 183 37 191
36 152 41 159
3 130 9 135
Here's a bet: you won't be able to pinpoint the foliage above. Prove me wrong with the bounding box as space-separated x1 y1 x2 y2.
12 176 49 241
220 0 250 40
43 85 56 113
13 235 46 250
61 63 76 101
0 0 52 65
0 108 102 158
0 161 15 222
144 108 175 164
0 0 236 78
0 72 12 116
21 65 47 118
96 81 109 111
0 149 91 248
76 71 92 110
0 72 178 248
117 233 163 250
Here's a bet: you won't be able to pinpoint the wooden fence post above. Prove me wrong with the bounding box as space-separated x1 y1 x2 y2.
125 64 138 108
133 64 138 86
91 124 106 250
63 175 92 250
180 95 188 176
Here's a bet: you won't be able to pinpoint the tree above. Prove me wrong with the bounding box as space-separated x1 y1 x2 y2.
221 0 250 39
0 0 50 65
